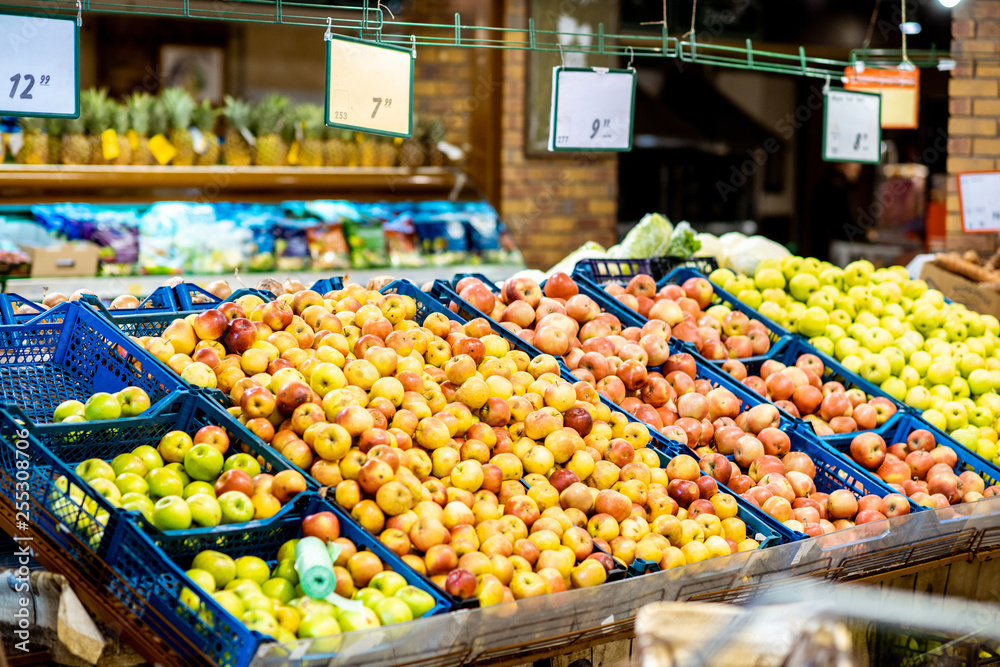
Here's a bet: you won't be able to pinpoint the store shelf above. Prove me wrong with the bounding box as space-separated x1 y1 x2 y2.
2 264 522 302
0 165 469 203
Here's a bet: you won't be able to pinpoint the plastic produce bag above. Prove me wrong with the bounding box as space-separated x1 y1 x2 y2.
727 235 791 276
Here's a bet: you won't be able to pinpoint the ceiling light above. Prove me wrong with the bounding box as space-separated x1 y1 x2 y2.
901 22 921 34
939 0 962 8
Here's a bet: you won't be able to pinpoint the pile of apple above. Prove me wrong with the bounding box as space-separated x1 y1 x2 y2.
719 354 899 436
52 387 151 423
180 516 442 644
69 425 307 531
846 429 1000 508
713 256 1000 470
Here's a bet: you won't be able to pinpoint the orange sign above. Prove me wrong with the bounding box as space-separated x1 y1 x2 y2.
844 66 920 129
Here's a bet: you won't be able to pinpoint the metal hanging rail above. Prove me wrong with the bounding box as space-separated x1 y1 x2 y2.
2 0 973 81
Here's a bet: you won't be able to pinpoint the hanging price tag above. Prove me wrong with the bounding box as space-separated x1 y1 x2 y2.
958 172 1000 233
548 67 636 152
325 35 413 138
148 134 176 165
101 129 119 160
0 10 79 118
823 89 882 164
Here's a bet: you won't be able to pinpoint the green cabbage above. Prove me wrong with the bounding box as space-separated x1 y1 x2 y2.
607 213 674 259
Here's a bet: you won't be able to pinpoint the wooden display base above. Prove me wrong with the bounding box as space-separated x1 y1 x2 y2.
0 165 467 204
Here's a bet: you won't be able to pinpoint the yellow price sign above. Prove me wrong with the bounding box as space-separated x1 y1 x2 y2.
325 35 413 138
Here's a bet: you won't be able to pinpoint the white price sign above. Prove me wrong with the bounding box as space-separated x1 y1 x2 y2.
325 35 413 138
0 11 79 117
548 67 636 152
822 89 881 164
958 172 1000 233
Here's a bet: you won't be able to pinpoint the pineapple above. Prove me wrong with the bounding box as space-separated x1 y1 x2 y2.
424 119 446 167
192 100 220 166
81 88 112 165
61 108 88 166
342 130 360 167
398 123 425 168
110 103 132 165
16 116 48 165
251 94 289 167
294 104 324 167
161 88 196 166
376 136 398 167
147 98 169 164
223 96 253 167
45 118 63 165
358 133 377 167
127 92 155 166
322 125 347 166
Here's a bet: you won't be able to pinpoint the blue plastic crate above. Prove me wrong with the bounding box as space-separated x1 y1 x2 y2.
172 277 344 312
819 412 1000 491
108 492 454 667
0 286 180 326
0 301 186 423
19 390 316 534
0 404 129 579
722 336 907 438
574 257 719 285
568 268 651 330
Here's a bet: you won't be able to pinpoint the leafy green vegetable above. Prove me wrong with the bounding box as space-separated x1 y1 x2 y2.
607 213 673 259
665 222 701 258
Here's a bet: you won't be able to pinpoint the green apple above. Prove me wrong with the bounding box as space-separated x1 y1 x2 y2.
780 256 804 282
951 377 971 400
977 392 1000 415
272 559 299 586
353 587 386 610
224 453 262 479
966 337 987 357
369 571 408 597
758 301 785 324
75 458 115 482
942 401 969 432
111 453 147 478
84 392 121 421
114 472 148 496
848 286 871 309
818 267 844 290
116 387 151 418
912 304 943 335
829 310 852 328
184 444 225 482
235 555 271 586
929 384 953 402
145 467 184 500
243 593 276 615
835 338 860 361
878 317 904 340
186 568 217 593
761 289 788 306
968 369 993 396
970 406 994 428
809 336 835 357
184 481 217 499
152 495 192 531
724 275 755 296
918 290 946 308
847 323 868 342
394 585 436 619
131 445 164 472
835 297 857 318
922 408 948 430
884 302 906 319
158 431 194 465
261 577 296 604
991 371 1000 392
298 612 341 639
900 366 921 389
984 315 1000 337
373 597 413 625
801 257 823 276
881 347 905 376
186 493 222 528
959 353 987 379
873 282 902 304
927 361 956 388
866 296 885 317
806 291 835 312
219 491 254 525
978 441 999 462
211 590 245 618
227 579 263 598
842 355 863 375
276 539 300 563
337 608 380 632
194 550 237 589
909 351 932 377
860 355 891 386
242 609 280 637
737 289 763 310
895 338 917 362
710 268 736 286
89 477 122 503
165 462 191 487
856 311 879 328
944 320 969 342
789 274 819 303
754 268 785 291
880 378 907 402
53 400 86 422
825 324 846 342
121 493 155 522
904 386 932 411
798 307 829 338
903 278 928 300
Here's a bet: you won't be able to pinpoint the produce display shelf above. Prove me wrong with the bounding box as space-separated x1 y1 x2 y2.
2 263 524 303
0 300 186 422
112 492 456 667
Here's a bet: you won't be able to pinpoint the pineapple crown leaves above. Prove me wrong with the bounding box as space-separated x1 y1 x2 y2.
292 104 324 140
64 112 85 135
81 88 112 136
192 99 220 133
250 94 290 136
111 103 129 134
148 97 168 137
223 95 252 132
126 93 154 136
45 117 64 136
18 116 45 134
160 87 197 131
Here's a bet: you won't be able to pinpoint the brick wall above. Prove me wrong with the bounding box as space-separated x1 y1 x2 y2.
500 0 619 270
947 0 1000 252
